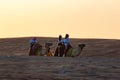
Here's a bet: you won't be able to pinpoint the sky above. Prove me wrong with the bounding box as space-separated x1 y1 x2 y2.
0 0 120 39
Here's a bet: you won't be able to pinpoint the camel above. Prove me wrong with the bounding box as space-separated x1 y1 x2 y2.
44 43 53 56
54 43 65 57
66 44 86 57
29 42 85 57
75 44 86 57
54 43 72 57
29 43 42 56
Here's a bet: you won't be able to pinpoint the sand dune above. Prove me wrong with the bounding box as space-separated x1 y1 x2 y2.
0 37 120 57
0 37 120 80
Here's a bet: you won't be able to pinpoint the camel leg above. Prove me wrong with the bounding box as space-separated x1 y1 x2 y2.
58 46 61 56
54 47 59 56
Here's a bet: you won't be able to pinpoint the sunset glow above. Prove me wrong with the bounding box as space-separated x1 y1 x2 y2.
0 0 120 39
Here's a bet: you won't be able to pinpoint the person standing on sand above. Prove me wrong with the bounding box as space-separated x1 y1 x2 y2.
29 37 37 48
63 34 70 56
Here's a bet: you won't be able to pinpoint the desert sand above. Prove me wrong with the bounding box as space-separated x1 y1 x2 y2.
0 37 120 80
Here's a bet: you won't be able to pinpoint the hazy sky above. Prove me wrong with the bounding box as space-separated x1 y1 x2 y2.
0 0 120 39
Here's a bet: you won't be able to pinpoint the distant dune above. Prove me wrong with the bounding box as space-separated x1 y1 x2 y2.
0 37 120 80
0 37 120 57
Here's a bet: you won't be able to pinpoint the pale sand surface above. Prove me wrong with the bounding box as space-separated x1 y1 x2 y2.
0 37 120 80
0 56 120 80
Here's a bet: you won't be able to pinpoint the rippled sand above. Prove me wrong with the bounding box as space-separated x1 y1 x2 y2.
0 56 120 80
0 37 120 80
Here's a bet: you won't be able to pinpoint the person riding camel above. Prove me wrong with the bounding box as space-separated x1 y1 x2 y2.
58 35 63 45
63 34 70 56
29 37 37 48
54 35 65 57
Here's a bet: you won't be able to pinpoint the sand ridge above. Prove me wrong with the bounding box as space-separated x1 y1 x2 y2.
0 37 120 57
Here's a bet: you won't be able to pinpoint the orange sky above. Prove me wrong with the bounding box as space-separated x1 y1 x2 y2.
0 0 120 39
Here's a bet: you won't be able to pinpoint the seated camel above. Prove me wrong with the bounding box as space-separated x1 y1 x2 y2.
43 43 53 56
75 44 86 56
66 44 86 57
54 43 72 57
45 47 53 56
54 43 65 57
29 43 42 56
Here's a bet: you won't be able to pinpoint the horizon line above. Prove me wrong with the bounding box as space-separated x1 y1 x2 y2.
0 36 120 40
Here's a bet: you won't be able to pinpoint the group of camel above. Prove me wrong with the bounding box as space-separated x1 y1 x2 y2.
29 42 85 57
